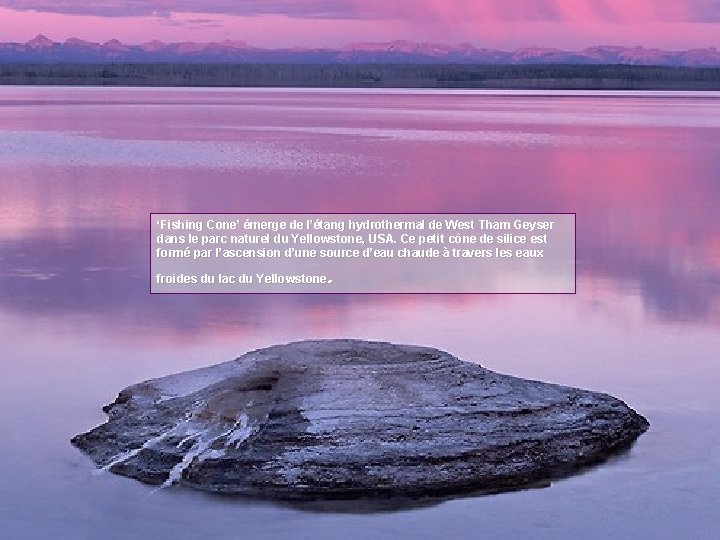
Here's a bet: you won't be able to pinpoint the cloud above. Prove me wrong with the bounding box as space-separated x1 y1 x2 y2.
2 0 719 23
358 0 720 24
0 0 360 19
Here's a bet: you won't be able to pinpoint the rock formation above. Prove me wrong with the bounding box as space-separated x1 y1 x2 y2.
72 340 648 499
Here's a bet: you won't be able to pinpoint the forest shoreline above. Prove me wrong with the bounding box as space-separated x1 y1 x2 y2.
2 63 720 90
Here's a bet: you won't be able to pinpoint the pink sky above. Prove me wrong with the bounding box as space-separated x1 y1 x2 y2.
0 1 718 48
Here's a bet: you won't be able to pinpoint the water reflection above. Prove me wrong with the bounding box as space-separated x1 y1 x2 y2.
1 88 719 539
0 88 719 335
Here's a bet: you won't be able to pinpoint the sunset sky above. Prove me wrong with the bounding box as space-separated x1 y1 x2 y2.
0 0 719 49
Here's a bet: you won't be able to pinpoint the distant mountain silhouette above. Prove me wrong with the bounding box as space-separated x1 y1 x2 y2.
2 35 719 66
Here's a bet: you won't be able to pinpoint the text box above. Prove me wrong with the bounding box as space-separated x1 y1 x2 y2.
150 213 575 294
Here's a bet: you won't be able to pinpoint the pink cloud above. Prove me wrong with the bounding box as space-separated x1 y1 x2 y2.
0 1 718 48
3 0 720 22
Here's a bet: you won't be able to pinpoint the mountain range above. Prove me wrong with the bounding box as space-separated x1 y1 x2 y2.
2 35 719 66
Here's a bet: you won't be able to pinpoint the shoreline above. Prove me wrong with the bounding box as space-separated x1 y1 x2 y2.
2 63 720 90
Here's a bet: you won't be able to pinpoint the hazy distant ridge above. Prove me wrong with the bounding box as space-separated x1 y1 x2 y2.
3 35 720 66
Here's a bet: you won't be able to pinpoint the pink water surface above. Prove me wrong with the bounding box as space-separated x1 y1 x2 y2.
0 88 718 539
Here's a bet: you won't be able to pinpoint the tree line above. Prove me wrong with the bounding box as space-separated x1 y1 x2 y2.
1 63 719 89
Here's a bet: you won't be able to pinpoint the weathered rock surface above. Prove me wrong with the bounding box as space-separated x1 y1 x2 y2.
72 340 648 499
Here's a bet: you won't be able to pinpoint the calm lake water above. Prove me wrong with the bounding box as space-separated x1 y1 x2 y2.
1 87 719 539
